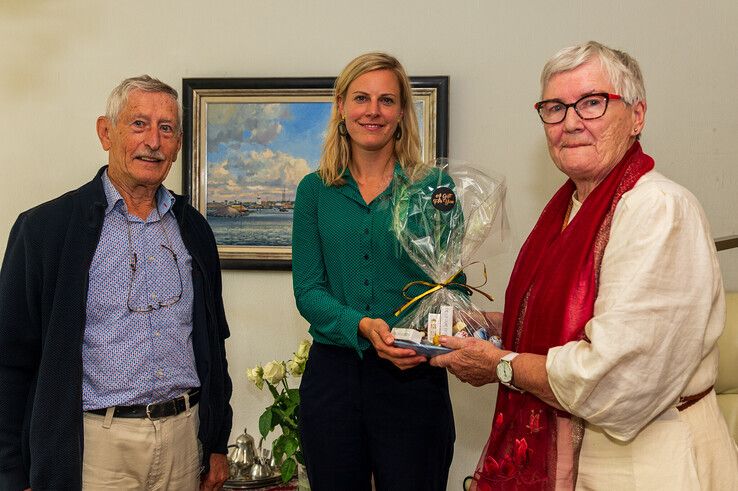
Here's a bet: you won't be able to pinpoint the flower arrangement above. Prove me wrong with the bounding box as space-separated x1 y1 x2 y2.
247 339 311 482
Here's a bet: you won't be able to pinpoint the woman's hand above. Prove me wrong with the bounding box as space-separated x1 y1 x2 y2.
359 317 427 370
433 335 563 409
430 335 502 386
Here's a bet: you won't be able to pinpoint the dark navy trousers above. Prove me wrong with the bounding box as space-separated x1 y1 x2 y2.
299 342 455 491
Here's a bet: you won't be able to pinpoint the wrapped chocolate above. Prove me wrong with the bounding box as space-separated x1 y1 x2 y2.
390 159 508 356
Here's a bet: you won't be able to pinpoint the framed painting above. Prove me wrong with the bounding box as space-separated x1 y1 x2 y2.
182 76 449 270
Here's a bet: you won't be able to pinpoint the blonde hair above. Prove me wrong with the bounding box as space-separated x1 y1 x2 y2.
317 52 422 186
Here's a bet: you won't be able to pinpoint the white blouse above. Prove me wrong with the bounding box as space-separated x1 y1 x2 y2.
545 170 738 488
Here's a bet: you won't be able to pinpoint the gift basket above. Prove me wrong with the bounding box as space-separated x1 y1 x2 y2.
390 159 508 356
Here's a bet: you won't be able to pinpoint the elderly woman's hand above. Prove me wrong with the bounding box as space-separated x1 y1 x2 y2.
430 335 502 386
434 336 563 409
358 317 427 370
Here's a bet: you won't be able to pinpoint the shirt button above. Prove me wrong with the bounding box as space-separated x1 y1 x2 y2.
367 209 371 214
151 292 158 300
156 369 164 379
364 279 369 286
364 254 369 260
365 305 371 311
154 331 161 337
148 256 156 262
364 228 369 235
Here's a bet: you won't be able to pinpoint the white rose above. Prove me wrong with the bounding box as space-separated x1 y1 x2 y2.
296 340 311 360
287 359 304 376
247 366 264 389
262 360 286 385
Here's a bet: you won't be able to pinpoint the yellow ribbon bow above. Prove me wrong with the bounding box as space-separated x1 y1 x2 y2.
394 261 495 317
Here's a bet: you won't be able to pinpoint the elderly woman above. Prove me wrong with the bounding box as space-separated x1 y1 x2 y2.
432 41 738 489
292 52 455 490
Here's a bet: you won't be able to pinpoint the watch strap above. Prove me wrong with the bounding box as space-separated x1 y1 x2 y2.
501 352 519 363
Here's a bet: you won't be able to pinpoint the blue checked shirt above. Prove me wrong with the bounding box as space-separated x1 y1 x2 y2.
82 171 200 410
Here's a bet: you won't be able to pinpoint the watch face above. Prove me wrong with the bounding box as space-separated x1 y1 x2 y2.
496 360 513 384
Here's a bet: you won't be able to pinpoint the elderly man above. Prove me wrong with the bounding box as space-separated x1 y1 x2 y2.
0 75 232 490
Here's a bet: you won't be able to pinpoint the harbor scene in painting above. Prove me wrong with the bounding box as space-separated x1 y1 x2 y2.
205 101 330 246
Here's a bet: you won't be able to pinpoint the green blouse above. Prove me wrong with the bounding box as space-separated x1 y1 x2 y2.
292 164 454 355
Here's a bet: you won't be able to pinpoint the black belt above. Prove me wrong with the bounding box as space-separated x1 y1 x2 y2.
88 390 200 419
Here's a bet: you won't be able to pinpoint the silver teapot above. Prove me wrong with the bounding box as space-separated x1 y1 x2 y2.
227 427 257 479
250 447 274 479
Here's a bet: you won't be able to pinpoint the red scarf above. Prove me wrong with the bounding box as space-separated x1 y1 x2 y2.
474 143 654 490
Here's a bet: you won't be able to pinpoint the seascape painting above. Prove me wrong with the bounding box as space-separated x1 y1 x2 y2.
205 101 331 248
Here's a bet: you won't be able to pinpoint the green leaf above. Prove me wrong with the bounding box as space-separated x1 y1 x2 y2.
280 457 297 482
270 408 297 431
270 410 284 427
286 388 300 404
272 434 286 461
258 409 273 438
282 436 298 458
282 407 295 418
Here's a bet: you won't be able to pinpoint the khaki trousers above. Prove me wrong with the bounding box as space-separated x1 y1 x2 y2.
82 402 201 490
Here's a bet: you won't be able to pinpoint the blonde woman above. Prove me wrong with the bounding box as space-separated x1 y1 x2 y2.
292 52 455 490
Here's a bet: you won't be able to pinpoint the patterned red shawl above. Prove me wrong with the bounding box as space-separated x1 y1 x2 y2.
473 143 654 490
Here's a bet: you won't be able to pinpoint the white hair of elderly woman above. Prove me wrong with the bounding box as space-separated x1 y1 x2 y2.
540 40 646 105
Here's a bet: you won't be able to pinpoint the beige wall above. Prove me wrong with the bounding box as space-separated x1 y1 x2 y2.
2 0 737 486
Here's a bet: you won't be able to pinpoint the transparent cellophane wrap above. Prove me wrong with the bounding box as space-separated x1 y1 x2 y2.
391 159 508 355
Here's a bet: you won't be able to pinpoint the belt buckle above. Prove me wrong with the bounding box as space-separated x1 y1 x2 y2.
146 402 156 420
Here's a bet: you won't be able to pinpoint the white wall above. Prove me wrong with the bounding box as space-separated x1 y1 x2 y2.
2 1 736 487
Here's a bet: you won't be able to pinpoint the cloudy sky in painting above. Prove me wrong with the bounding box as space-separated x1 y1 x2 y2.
206 102 331 203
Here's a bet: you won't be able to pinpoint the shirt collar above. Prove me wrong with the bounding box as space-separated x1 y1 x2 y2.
101 169 176 219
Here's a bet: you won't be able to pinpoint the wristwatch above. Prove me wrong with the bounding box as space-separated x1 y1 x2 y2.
496 352 523 392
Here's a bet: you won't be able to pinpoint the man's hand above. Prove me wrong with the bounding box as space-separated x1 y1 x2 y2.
200 453 228 491
358 317 426 370
430 336 502 386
